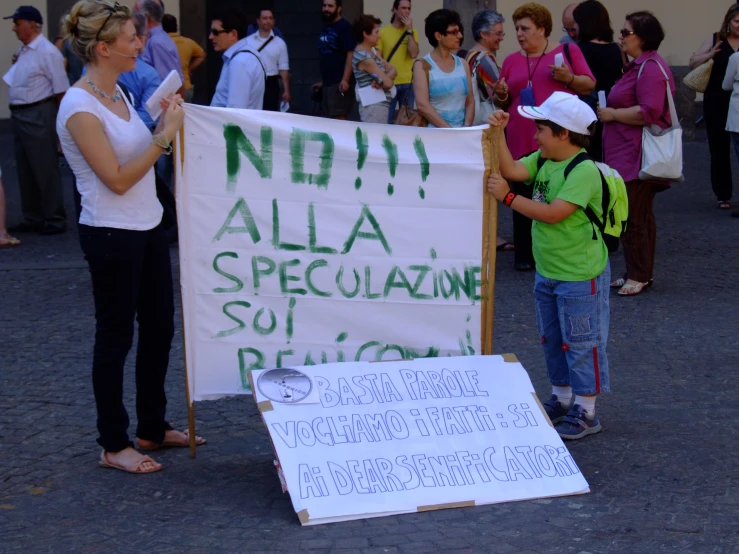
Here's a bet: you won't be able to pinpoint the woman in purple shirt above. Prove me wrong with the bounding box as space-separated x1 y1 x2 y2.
598 11 675 297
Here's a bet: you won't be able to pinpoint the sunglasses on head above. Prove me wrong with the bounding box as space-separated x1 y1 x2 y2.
95 2 125 42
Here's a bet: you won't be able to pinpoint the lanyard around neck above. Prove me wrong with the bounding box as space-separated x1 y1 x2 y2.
525 40 548 87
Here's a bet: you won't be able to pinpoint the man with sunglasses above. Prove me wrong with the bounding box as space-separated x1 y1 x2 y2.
3 5 69 236
210 8 266 110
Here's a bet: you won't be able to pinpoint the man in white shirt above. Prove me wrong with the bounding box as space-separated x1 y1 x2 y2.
209 8 265 110
246 8 290 111
3 6 69 235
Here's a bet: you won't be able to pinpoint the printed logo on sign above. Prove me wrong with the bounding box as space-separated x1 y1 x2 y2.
257 368 313 403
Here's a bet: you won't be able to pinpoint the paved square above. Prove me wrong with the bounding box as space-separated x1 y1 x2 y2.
1 132 738 553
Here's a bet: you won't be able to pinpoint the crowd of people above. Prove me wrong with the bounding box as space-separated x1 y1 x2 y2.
1 0 736 472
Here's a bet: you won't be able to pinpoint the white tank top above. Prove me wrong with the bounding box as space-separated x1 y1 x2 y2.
57 87 162 230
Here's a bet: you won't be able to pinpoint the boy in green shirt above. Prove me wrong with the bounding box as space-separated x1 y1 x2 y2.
487 92 610 440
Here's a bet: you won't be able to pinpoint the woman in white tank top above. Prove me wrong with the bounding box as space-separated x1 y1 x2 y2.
413 9 474 128
57 0 202 474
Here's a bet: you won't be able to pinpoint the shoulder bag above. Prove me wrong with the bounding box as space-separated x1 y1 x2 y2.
386 30 410 63
468 51 496 126
683 34 717 93
638 58 684 182
395 58 430 126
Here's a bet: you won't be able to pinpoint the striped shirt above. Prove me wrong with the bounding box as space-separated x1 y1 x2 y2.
8 34 69 106
424 53 468 128
352 48 392 104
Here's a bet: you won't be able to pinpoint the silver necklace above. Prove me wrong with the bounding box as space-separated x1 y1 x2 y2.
86 77 121 102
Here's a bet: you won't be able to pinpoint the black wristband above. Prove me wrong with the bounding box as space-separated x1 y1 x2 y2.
503 191 517 207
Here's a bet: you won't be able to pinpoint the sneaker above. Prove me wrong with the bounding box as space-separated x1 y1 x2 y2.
543 394 569 424
555 404 602 440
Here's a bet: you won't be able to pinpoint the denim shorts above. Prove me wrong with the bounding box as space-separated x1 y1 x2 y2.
533 261 611 395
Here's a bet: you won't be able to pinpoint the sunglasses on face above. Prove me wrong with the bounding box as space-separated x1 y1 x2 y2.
210 28 228 35
443 28 463 36
620 28 635 38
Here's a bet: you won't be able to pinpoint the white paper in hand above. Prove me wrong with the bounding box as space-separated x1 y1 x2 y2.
598 91 607 108
145 69 183 121
554 53 564 67
356 85 386 107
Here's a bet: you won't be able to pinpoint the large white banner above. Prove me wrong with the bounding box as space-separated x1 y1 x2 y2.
177 106 492 400
251 356 590 525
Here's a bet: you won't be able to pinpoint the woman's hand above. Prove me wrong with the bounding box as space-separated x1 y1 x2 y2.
597 107 616 123
549 64 573 84
159 92 183 113
493 77 509 97
161 93 185 141
486 110 510 129
487 173 510 201
710 41 724 59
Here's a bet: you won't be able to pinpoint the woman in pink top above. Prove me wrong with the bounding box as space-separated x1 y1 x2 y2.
598 11 675 297
498 3 595 270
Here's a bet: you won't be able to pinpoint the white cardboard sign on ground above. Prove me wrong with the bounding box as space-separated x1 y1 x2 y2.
251 355 590 526
177 106 491 400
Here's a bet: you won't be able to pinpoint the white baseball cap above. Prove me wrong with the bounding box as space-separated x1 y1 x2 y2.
517 91 597 135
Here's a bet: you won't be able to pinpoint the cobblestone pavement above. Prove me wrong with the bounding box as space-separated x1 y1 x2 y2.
1 129 738 554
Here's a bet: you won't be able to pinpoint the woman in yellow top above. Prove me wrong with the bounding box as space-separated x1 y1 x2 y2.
378 0 419 123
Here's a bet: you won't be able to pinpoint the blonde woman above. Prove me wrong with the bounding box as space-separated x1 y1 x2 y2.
58 0 203 474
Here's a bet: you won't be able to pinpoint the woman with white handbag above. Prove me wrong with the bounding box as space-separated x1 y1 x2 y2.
689 4 739 210
597 11 676 297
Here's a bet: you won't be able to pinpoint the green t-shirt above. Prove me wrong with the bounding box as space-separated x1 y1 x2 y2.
520 149 608 282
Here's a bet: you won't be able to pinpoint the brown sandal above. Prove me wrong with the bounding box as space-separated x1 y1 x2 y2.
137 429 207 451
99 450 162 474
618 281 648 296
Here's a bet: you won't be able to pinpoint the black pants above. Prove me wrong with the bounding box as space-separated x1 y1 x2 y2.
79 224 175 452
511 181 534 266
263 75 281 111
704 99 732 201
11 100 67 230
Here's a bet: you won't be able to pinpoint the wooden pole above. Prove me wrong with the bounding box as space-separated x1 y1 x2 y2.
175 125 197 458
183 312 197 458
480 126 500 355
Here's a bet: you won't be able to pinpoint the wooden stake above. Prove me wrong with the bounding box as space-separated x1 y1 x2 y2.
183 310 197 458
480 127 500 355
175 125 197 458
